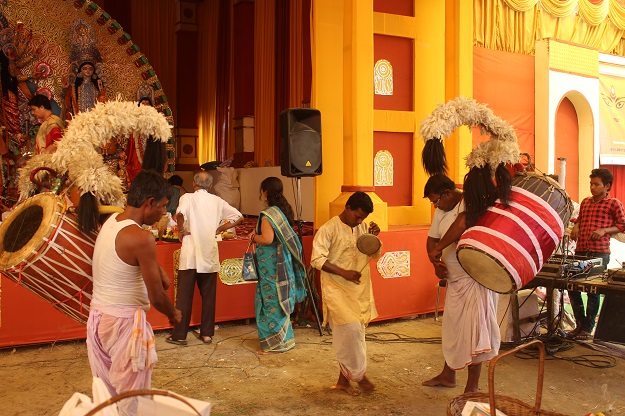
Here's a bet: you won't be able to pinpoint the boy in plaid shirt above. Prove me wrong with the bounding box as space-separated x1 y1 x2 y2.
568 168 625 340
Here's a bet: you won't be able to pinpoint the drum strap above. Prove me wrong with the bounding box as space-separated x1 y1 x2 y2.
53 280 91 316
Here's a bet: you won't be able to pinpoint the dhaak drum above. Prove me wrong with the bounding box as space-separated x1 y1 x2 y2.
0 193 97 323
457 172 573 293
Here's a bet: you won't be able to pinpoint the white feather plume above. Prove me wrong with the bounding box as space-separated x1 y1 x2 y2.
18 99 172 205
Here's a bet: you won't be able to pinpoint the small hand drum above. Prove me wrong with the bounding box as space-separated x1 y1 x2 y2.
356 233 381 255
356 234 381 273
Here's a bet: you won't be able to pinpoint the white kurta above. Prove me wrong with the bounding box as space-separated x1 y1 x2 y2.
177 189 242 273
429 200 500 370
311 216 378 326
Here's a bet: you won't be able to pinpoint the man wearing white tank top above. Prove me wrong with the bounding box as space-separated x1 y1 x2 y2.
86 170 182 416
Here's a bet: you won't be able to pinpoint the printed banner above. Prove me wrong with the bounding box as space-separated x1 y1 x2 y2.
600 74 625 165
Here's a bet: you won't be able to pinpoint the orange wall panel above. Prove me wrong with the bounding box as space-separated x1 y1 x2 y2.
374 35 413 111
374 131 413 206
473 47 535 156
555 98 580 202
373 0 414 16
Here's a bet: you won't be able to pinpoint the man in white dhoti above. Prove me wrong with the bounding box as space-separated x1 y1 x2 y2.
311 191 381 396
423 174 500 393
86 170 182 415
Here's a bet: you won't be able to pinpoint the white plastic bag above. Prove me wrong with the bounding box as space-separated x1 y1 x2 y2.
137 394 211 415
58 393 95 416
58 377 119 416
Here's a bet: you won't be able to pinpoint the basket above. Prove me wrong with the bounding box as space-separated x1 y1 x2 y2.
83 388 206 416
447 340 567 416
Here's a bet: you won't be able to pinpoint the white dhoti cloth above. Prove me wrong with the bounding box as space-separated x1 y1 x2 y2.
330 321 367 382
86 301 157 416
429 199 501 371
443 274 500 370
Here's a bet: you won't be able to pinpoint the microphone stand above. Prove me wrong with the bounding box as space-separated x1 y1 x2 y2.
294 177 323 336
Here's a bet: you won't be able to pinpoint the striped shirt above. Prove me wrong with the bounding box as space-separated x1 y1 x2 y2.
575 194 625 253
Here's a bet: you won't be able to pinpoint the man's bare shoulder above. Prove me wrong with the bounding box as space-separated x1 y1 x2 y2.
117 223 154 249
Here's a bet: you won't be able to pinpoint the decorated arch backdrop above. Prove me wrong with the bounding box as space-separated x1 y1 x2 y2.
0 0 174 170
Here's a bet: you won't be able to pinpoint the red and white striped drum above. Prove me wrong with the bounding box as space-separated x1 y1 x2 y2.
456 173 573 294
0 193 97 323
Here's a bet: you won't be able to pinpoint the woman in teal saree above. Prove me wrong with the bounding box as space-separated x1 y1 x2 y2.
249 177 307 353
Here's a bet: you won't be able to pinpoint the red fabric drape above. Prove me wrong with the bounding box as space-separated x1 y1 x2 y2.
600 165 625 202
473 47 535 156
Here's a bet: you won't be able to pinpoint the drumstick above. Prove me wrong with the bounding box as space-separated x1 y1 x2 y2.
359 255 371 273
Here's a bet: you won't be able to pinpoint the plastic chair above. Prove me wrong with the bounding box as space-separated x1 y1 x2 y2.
435 279 447 321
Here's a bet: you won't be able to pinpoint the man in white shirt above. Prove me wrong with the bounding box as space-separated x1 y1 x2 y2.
167 170 243 345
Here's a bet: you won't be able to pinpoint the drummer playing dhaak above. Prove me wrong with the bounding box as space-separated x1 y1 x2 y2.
86 170 182 416
567 168 625 341
423 174 501 393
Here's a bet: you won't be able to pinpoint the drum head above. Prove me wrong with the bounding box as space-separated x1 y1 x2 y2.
356 234 381 255
0 193 66 270
457 247 516 294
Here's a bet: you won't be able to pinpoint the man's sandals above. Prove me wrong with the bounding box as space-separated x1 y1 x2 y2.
165 336 187 346
575 330 594 341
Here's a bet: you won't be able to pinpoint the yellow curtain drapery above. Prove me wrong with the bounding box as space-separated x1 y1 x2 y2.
539 0 577 18
475 0 625 55
254 0 276 166
578 0 609 26
289 1 304 109
502 0 538 12
197 0 220 164
129 0 177 116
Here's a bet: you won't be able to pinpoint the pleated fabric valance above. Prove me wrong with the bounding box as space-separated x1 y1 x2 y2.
476 0 625 55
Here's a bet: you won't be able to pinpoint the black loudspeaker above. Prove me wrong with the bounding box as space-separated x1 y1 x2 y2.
280 108 322 177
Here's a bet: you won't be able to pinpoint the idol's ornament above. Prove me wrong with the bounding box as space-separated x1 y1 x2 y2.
420 97 573 293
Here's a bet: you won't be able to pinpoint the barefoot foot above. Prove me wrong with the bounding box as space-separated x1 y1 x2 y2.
422 375 456 388
358 376 376 394
331 383 360 396
256 349 282 355
332 372 359 396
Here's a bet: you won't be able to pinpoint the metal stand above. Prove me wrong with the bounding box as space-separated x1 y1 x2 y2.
294 177 324 336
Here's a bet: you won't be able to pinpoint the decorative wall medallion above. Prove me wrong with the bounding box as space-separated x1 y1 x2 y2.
374 150 393 186
219 258 253 285
377 251 410 278
374 59 393 95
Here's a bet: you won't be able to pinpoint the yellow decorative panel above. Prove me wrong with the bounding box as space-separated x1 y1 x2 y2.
547 39 598 78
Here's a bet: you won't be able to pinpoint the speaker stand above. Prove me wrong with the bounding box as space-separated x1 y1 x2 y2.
294 177 324 336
